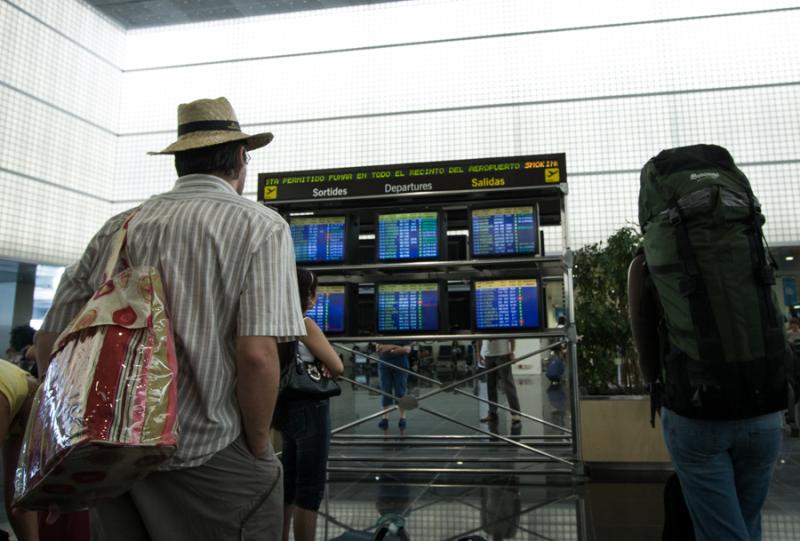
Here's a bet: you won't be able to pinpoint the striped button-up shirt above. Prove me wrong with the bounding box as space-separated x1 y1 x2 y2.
42 174 306 469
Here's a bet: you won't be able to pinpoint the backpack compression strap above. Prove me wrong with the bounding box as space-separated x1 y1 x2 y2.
746 193 785 362
668 200 725 364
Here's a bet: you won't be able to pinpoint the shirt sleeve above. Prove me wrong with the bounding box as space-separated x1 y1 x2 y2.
238 222 306 341
40 231 104 333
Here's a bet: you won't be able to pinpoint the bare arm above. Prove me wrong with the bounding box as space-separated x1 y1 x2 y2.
3 382 40 541
300 318 344 378
627 255 662 384
4 438 39 541
235 336 280 457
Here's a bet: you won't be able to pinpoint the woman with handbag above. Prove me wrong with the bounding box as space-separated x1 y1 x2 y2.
277 268 344 541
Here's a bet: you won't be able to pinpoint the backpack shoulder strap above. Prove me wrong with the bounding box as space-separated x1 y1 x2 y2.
667 200 725 363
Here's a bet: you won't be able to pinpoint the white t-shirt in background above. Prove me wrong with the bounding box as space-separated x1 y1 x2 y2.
481 339 513 357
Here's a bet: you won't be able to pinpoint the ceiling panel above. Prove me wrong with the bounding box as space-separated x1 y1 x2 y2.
84 0 408 29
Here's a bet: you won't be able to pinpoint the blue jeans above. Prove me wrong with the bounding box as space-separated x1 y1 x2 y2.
661 408 783 541
279 398 331 511
378 356 409 408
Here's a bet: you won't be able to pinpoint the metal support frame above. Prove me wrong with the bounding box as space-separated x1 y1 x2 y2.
287 184 583 477
561 181 584 475
336 342 571 434
329 341 575 472
273 165 584 539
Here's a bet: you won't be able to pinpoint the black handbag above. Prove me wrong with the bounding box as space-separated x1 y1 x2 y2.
279 341 341 399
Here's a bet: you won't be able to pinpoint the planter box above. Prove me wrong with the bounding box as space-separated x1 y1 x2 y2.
580 395 671 464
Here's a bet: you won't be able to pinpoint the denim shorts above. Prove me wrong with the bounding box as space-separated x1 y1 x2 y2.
278 398 331 511
378 356 409 407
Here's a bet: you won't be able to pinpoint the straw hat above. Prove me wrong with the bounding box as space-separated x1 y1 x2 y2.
149 97 273 155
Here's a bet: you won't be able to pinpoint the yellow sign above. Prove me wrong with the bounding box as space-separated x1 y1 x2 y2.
545 168 560 183
263 186 277 199
475 279 538 289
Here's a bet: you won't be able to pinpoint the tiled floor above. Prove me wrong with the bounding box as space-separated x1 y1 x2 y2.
2 373 799 540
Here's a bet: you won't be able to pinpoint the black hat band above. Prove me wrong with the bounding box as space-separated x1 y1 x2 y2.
178 120 241 137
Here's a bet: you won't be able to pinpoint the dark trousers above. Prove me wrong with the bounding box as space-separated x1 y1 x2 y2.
485 354 520 414
279 398 331 512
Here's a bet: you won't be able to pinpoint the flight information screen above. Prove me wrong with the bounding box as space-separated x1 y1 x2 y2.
290 216 346 263
377 283 440 332
307 285 347 334
377 211 439 261
471 206 537 257
474 279 540 330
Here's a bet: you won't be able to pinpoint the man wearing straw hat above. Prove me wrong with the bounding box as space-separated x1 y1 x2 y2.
36 97 306 540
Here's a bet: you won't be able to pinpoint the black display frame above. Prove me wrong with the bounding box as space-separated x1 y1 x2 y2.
287 212 359 265
374 209 447 263
470 274 544 332
374 279 448 335
468 202 541 259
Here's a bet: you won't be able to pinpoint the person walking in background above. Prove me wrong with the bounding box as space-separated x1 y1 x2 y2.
276 268 343 541
35 97 305 541
545 345 565 386
376 341 412 430
477 339 521 426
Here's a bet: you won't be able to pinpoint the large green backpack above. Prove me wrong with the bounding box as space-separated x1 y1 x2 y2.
639 144 788 418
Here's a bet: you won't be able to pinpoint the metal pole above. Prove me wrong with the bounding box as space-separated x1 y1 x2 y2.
417 406 573 466
562 181 585 474
335 375 573 463
441 495 577 541
334 342 572 433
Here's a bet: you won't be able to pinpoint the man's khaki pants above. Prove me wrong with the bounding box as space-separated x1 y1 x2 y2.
91 436 283 541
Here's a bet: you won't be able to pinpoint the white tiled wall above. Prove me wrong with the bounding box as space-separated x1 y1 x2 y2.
1 0 799 265
0 0 123 265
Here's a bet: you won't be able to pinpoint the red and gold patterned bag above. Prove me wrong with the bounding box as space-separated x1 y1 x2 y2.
14 211 178 511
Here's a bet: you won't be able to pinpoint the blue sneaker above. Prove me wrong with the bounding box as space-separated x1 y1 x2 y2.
378 418 389 430
398 418 407 429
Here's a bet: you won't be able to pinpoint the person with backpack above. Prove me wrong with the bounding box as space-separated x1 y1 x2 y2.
629 144 797 541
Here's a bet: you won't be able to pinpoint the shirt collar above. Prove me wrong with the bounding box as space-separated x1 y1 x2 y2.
172 174 239 196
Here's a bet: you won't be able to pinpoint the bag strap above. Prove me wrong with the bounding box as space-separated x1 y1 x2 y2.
102 209 140 281
668 200 724 363
745 194 785 364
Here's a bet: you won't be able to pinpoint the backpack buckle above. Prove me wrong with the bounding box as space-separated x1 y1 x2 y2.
679 276 697 296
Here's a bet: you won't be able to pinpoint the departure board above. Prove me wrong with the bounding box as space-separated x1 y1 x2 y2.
474 279 540 330
307 285 346 334
377 283 440 332
471 206 537 257
377 212 439 261
290 216 346 263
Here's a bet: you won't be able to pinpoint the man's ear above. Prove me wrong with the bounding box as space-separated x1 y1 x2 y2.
232 144 248 182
